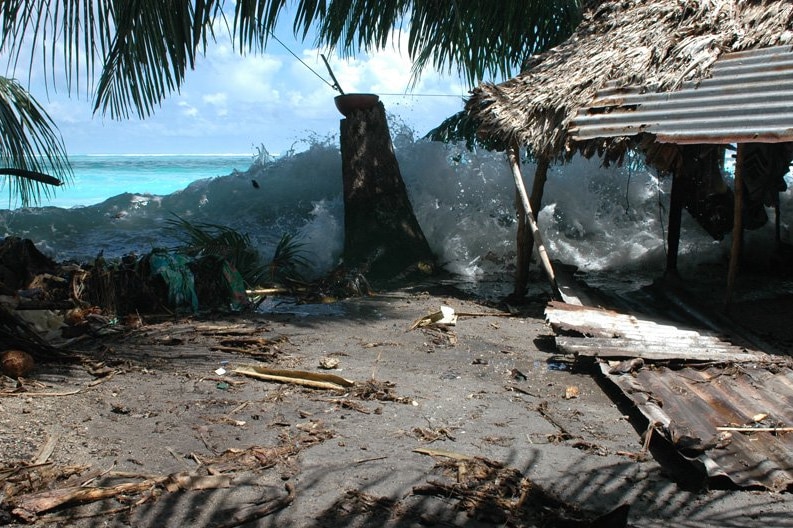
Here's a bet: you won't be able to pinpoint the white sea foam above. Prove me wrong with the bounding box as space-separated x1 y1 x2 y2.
2 129 789 286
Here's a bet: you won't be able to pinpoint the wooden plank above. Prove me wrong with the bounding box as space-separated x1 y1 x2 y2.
556 337 774 363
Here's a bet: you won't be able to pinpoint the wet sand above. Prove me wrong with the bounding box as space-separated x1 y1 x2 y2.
1 282 792 527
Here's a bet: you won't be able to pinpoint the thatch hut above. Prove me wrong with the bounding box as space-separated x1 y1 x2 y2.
466 0 793 302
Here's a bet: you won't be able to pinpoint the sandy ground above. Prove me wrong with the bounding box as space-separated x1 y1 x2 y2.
1 281 793 527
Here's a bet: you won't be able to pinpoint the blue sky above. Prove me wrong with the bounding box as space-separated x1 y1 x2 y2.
27 14 470 156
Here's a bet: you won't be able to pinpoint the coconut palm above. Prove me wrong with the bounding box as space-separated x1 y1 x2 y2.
0 0 581 204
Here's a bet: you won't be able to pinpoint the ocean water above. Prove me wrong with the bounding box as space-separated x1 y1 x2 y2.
1 129 790 295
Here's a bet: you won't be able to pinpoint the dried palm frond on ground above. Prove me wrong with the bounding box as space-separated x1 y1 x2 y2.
413 456 629 528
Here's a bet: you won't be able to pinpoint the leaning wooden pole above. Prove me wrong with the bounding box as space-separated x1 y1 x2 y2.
725 143 745 310
507 143 560 300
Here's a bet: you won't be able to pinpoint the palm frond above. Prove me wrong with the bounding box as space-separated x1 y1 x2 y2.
166 214 265 287
95 0 223 119
269 233 310 283
245 0 582 86
0 77 71 207
0 0 115 100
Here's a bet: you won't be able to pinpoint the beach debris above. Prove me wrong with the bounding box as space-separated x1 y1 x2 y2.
1 349 34 379
215 482 295 528
315 489 397 526
564 385 580 399
3 425 329 524
319 357 340 369
323 398 372 414
412 454 629 527
351 379 415 404
410 305 457 330
210 335 287 358
411 427 457 443
234 365 354 391
608 357 645 375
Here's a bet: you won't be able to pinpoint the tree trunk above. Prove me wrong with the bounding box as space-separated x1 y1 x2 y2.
340 102 435 281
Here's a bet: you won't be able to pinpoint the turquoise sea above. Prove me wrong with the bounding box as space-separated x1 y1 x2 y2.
48 154 256 208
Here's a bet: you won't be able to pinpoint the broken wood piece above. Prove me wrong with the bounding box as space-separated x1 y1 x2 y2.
0 388 84 397
32 435 59 465
412 447 475 460
716 426 793 433
233 365 354 390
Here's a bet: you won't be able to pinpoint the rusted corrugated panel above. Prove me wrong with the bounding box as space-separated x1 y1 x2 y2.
569 45 793 144
546 301 793 490
602 362 793 491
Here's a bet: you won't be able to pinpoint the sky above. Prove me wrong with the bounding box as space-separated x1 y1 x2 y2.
24 11 471 156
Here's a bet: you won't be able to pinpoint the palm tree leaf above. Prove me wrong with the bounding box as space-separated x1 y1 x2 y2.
0 77 71 206
246 0 581 86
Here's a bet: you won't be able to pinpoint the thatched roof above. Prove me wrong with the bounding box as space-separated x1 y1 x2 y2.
466 0 793 160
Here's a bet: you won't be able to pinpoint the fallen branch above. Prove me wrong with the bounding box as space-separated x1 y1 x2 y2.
0 388 84 397
12 477 168 521
234 366 354 391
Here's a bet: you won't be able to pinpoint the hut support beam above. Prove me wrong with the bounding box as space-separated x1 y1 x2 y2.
666 171 684 274
514 156 550 297
725 143 745 309
507 143 560 300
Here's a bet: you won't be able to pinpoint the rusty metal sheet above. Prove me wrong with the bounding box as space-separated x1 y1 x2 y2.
546 301 793 490
569 45 793 145
602 362 793 491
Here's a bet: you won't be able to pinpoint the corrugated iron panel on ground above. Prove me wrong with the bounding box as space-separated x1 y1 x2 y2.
602 362 793 491
546 301 793 490
569 45 793 144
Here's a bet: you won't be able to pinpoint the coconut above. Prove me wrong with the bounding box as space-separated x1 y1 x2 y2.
1 349 35 378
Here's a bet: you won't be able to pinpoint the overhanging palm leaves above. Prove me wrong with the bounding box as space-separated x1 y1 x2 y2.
237 0 582 86
0 77 70 206
3 1 581 124
0 1 581 204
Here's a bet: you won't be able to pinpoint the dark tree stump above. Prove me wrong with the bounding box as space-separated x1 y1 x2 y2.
339 102 435 280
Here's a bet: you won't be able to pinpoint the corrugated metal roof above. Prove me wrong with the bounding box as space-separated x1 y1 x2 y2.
569 45 793 145
546 301 793 491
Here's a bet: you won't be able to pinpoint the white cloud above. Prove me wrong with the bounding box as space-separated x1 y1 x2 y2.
203 92 229 116
178 101 199 117
14 15 469 154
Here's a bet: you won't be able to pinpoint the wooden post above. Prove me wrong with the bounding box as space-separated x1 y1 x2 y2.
666 170 684 275
725 143 745 309
507 143 560 299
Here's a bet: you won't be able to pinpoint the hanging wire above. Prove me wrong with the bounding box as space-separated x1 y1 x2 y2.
267 30 464 99
267 31 337 91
